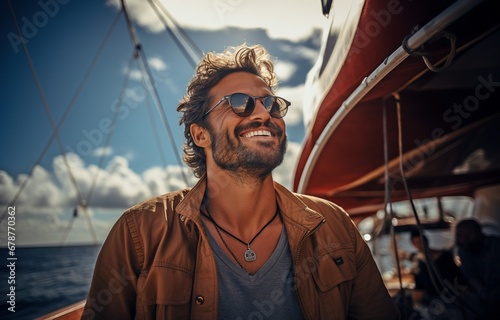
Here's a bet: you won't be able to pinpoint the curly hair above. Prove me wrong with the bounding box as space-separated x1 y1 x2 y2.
177 44 279 178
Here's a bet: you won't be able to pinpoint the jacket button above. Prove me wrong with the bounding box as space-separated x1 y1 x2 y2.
180 215 186 222
195 295 204 305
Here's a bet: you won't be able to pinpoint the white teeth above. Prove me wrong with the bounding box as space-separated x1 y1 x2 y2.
243 130 272 138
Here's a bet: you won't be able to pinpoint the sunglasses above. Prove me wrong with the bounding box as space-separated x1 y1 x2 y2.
204 93 291 118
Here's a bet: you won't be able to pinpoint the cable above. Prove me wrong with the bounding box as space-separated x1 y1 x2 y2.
121 0 190 187
145 94 169 169
85 55 136 205
422 31 457 73
0 8 123 225
382 95 407 314
7 0 84 207
394 93 442 292
392 94 478 316
147 0 202 69
402 27 457 73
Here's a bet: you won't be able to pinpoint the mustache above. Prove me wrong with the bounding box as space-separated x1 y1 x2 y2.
235 120 284 137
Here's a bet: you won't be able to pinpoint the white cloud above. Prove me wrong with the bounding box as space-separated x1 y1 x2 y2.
274 60 297 83
93 146 113 157
0 143 301 246
88 156 153 208
283 43 321 63
0 153 199 212
0 166 65 212
106 0 328 41
274 141 301 189
275 85 304 127
122 150 136 162
127 68 143 81
149 56 168 71
146 165 196 193
122 57 168 81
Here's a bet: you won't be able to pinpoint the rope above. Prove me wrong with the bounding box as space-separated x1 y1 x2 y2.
392 95 474 314
422 31 457 73
7 0 84 207
147 0 203 69
402 26 457 73
0 8 123 225
394 94 441 292
60 47 135 248
59 208 76 245
145 95 169 168
85 55 135 205
60 54 135 245
402 26 429 57
121 0 190 187
382 95 406 316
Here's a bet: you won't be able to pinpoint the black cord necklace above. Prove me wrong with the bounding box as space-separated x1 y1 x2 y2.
201 206 279 263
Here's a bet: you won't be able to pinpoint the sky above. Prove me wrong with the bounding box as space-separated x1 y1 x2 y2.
0 0 329 246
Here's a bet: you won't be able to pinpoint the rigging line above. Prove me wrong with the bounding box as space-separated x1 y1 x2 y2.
135 48 190 186
394 95 457 299
145 94 169 168
59 205 98 246
148 0 202 68
81 205 98 245
151 0 203 60
383 96 408 316
59 210 76 245
393 94 438 287
0 9 123 224
382 96 404 292
7 0 84 206
85 54 136 205
121 0 190 187
395 96 478 315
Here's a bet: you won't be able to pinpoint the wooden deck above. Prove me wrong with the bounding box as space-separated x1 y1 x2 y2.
35 300 85 320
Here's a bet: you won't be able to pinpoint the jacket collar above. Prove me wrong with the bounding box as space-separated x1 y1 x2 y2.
175 174 208 222
175 174 324 233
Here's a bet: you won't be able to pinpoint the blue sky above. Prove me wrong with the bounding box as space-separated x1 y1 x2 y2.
0 0 327 246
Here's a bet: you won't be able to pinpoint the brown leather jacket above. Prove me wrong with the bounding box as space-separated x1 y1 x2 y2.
82 176 399 319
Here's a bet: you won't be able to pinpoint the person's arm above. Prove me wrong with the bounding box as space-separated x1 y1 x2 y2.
81 214 140 320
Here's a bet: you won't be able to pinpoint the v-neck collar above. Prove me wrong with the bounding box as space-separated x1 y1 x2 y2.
204 222 287 284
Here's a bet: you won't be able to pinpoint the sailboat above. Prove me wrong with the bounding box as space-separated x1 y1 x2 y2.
294 0 499 216
293 0 499 318
35 0 500 318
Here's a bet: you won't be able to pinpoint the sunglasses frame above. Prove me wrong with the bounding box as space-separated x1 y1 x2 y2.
204 93 290 118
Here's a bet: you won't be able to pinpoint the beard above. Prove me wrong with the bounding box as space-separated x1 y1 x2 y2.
208 120 287 181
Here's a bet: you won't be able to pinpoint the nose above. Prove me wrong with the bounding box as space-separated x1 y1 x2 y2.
248 98 271 121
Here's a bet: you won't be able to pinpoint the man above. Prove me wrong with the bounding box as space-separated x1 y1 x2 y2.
455 219 500 319
82 44 399 319
403 228 467 319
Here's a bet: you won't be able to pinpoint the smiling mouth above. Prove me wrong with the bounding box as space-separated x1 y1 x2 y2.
242 130 273 138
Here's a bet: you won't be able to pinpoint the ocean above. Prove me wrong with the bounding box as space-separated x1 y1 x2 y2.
1 245 101 320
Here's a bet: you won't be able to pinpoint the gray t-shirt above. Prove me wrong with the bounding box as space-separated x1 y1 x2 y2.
205 224 305 320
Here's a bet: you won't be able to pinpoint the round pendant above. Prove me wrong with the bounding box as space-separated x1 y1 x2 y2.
244 248 256 262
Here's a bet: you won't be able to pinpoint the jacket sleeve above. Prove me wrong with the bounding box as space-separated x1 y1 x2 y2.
347 219 400 319
81 212 141 320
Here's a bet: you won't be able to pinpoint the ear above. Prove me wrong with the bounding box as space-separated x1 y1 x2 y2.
190 123 211 147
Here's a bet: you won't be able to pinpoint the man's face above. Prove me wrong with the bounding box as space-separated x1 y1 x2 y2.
204 72 287 179
411 237 424 253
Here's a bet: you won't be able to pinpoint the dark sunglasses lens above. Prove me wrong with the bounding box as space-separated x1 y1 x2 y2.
229 93 254 116
264 97 288 118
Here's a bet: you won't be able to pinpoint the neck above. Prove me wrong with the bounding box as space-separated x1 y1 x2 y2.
203 169 278 238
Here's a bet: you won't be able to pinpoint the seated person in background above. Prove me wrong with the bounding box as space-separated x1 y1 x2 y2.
456 219 500 319
406 228 467 308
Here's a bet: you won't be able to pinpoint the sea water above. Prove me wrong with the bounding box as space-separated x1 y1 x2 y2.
0 245 100 319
